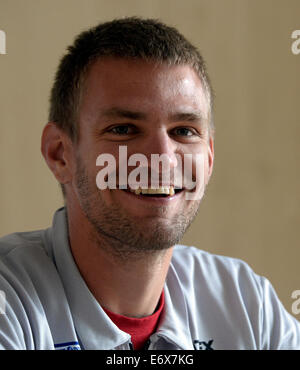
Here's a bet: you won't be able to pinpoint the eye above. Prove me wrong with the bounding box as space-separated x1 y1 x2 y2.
109 124 136 135
172 127 196 137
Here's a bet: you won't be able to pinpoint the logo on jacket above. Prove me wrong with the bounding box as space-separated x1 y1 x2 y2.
193 339 214 350
54 341 81 350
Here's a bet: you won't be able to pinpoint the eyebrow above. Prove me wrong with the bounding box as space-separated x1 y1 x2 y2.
100 107 204 123
169 112 203 123
101 107 147 120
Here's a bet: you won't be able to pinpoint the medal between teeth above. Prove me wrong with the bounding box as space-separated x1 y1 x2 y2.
129 186 175 196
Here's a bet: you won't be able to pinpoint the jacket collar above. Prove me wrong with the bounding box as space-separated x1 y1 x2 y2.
155 263 194 349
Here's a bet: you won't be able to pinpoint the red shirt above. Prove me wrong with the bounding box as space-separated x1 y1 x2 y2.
102 291 165 350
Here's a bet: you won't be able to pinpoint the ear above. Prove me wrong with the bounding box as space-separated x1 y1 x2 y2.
207 136 214 180
41 122 74 185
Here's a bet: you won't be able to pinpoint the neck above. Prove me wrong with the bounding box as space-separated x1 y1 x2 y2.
66 203 173 318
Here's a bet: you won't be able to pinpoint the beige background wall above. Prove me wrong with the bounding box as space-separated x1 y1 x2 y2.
0 0 299 317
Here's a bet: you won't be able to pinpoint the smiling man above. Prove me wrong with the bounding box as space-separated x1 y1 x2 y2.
0 18 300 350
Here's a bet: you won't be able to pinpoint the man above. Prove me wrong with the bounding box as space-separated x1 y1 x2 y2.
0 17 299 350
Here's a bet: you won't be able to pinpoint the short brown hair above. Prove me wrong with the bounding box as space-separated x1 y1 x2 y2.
48 17 214 141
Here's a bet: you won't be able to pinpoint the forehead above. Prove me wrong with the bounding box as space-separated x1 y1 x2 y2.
79 57 209 122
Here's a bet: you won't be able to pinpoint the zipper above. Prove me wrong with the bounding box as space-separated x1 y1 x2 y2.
128 339 151 350
143 339 151 350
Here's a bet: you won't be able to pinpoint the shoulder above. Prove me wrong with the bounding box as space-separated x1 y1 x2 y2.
171 244 263 303
0 229 56 289
0 230 47 257
171 245 300 349
0 230 59 349
172 244 259 284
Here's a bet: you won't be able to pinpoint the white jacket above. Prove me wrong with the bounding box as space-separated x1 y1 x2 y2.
0 207 299 350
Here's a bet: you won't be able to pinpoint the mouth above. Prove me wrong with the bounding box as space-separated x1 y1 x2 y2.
120 185 184 202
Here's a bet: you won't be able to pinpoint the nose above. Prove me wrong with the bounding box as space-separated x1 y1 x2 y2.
142 129 179 185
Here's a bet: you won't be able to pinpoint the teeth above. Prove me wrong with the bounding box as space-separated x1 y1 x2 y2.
170 186 175 196
130 186 175 195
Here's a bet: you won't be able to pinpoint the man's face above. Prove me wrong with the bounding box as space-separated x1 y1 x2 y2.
68 58 213 257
